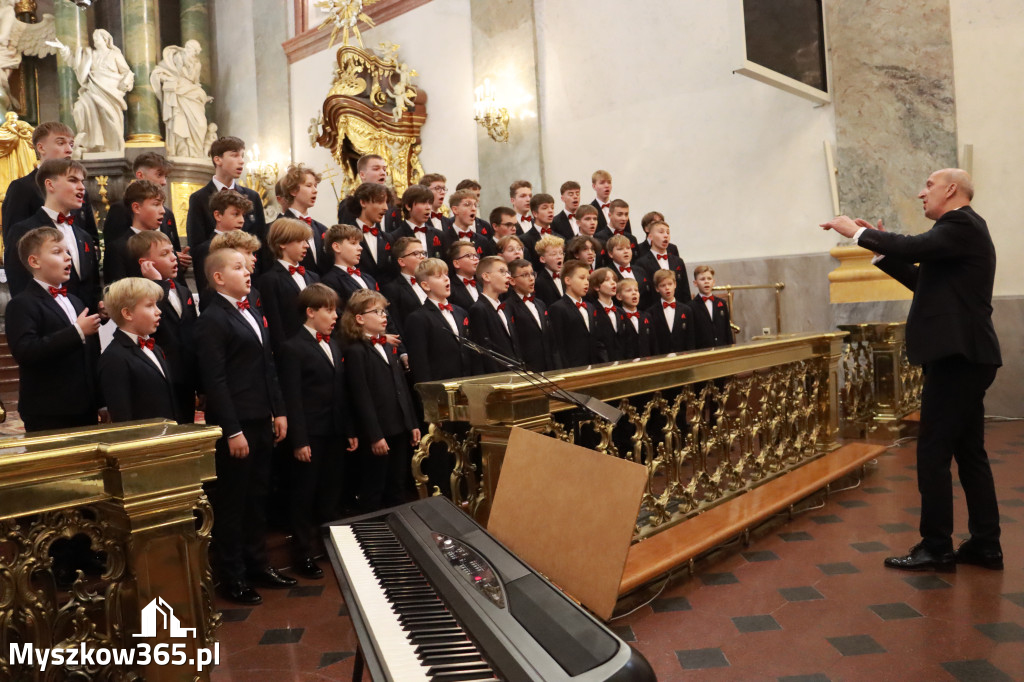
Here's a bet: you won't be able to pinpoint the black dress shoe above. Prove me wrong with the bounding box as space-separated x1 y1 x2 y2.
218 580 262 605
955 539 1003 570
883 543 956 572
247 566 298 588
294 558 324 579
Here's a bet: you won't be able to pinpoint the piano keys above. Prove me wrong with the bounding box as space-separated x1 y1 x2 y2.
325 496 655 681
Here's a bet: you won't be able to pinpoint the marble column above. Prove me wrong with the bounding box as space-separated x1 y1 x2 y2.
470 0 544 212
121 0 163 144
179 0 212 119
54 0 88 129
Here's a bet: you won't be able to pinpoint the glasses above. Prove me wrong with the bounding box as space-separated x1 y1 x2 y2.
364 308 388 317
402 250 427 258
513 272 536 279
499 222 517 229
431 186 448 193
454 253 480 261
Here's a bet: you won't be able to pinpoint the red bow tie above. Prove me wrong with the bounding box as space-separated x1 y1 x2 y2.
624 311 640 319
316 332 330 343
347 266 361 276
167 280 176 290
413 225 427 233
408 276 417 285
57 213 74 225
462 278 476 287
237 299 251 310
362 225 379 237
600 203 610 210
300 216 313 225
613 229 626 236
702 295 713 302
289 265 306 275
370 334 387 345
663 301 676 309
48 285 68 298
497 303 505 311
656 253 669 261
138 337 155 350
438 302 453 312
604 306 616 314
457 230 473 240
620 266 632 273
431 212 444 220
522 214 533 222
575 301 587 310
522 294 534 302
540 227 552 235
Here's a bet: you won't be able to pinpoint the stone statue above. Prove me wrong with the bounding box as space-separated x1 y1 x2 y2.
52 30 134 154
150 40 213 159
0 0 57 112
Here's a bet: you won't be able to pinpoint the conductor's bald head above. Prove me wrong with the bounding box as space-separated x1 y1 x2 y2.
919 168 974 220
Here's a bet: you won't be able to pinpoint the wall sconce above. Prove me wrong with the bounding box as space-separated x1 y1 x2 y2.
244 144 280 212
474 78 509 143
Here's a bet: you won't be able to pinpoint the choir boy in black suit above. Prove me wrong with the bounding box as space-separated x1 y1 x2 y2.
321 223 382 311
521 193 557 267
552 181 581 240
195 247 293 605
566 235 602 273
338 182 393 283
131 230 199 423
192 189 253 294
259 217 320 357
405 258 476 384
606 234 653 309
280 284 358 578
496 235 525 266
689 265 735 349
469 256 519 374
199 230 265 315
389 185 446 264
336 154 402 231
5 159 103 315
443 189 490 257
186 136 266 248
616 278 654 359
549 259 605 367
596 199 639 250
446 241 481 312
589 267 625 361
505 259 560 372
104 180 168 284
454 178 492 237
99 278 177 422
510 180 533 233
635 220 691 304
2 122 98 240
343 289 420 511
576 204 602 241
533 234 565 305
381 236 428 332
646 269 695 354
590 169 613 233
6 227 102 432
636 211 680 259
489 207 519 255
277 163 329 275
419 173 448 231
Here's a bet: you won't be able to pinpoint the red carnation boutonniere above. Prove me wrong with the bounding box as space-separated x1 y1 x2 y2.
385 242 391 251
83 242 90 253
187 297 193 305
544 310 548 316
256 297 262 307
263 315 269 328
391 345 398 355
463 317 469 326
717 300 724 308
509 315 515 323
643 317 649 324
433 236 441 247
675 265 681 271
375 283 380 291
680 312 686 319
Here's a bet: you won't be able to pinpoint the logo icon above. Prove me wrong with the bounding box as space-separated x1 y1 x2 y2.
134 597 196 638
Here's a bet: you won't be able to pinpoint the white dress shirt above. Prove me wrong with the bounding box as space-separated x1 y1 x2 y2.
404 272 427 304
547 268 564 297
289 208 318 265
218 292 262 342
367 333 390 363
661 299 676 331
356 218 379 263
484 293 509 334
568 295 589 330
166 282 183 317
305 324 334 365
336 263 369 290
598 298 618 331
279 259 307 291
623 307 640 333
519 291 541 326
564 210 579 235
121 329 165 376
615 263 636 280
651 250 671 270
433 299 459 335
34 279 84 341
212 177 237 192
406 220 429 252
41 206 81 276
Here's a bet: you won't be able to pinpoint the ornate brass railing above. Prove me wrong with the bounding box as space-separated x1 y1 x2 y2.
0 419 222 681
838 322 922 438
413 332 845 538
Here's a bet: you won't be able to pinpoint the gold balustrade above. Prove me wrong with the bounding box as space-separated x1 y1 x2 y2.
413 332 846 536
0 419 222 681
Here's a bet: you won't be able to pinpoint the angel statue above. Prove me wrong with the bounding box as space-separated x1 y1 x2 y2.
51 30 134 154
150 40 213 159
0 0 57 112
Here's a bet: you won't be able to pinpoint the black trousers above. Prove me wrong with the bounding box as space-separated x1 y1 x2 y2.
22 411 96 433
917 358 999 552
173 383 196 424
289 434 345 558
212 418 274 582
359 432 412 513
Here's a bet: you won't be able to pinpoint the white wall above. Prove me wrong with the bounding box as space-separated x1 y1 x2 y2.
949 0 1024 296
533 0 838 263
288 0 479 227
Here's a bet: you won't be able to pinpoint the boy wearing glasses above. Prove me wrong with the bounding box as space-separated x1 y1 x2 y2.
446 241 481 312
382 236 428 332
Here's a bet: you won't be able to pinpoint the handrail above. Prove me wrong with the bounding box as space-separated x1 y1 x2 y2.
712 281 785 335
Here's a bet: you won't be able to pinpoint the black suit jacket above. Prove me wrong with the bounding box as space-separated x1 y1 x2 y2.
103 232 138 284
611 263 654 309
448 274 481 313
689 295 735 349
859 206 1001 366
258 261 321 357
534 267 563 307
390 222 447 260
382 275 426 333
468 296 520 374
279 329 352 448
634 251 692 304
647 301 695 354
339 201 402 233
548 296 605 368
104 202 181 253
6 283 100 420
520 226 556 268
619 307 655 359
345 338 418 442
321 265 379 312
99 328 177 422
441 226 488 264
591 301 626 361
6 208 102 313
590 199 633 236
185 181 267 248
356 224 394 284
404 301 475 384
152 277 198 393
2 168 98 239
194 292 285 437
551 212 577 241
504 293 560 372
272 212 329 275
635 238 679 259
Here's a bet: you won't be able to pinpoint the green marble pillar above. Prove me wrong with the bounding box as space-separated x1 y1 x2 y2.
54 0 88 129
179 0 213 119
121 0 163 143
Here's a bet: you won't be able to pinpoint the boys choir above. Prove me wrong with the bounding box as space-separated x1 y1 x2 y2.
2 128 736 605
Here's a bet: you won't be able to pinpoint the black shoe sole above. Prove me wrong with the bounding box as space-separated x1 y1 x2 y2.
883 560 956 573
955 555 1004 570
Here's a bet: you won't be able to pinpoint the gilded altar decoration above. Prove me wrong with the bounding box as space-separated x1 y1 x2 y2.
315 0 381 49
314 41 426 199
0 110 34 263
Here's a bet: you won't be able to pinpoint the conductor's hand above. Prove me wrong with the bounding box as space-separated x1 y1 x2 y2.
819 215 861 238
854 218 885 232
